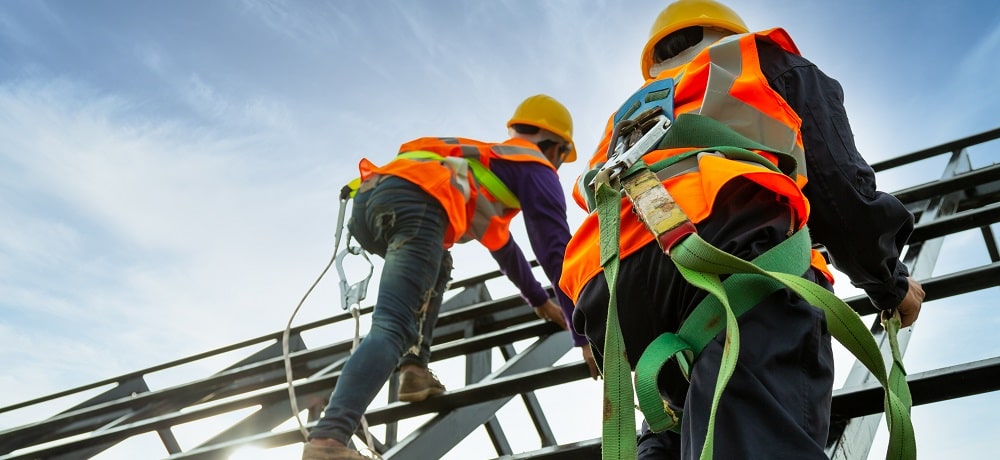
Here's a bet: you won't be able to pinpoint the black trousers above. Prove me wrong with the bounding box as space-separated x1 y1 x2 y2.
573 179 834 459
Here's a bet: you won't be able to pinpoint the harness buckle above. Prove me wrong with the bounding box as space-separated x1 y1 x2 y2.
590 108 672 187
621 168 696 254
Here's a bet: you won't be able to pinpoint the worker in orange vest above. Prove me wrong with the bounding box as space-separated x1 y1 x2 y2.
303 94 596 460
560 1 924 457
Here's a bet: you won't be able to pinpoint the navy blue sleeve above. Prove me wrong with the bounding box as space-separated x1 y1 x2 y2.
491 158 588 346
759 39 913 310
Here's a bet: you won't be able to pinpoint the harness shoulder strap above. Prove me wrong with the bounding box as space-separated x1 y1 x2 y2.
596 181 638 459
657 113 799 177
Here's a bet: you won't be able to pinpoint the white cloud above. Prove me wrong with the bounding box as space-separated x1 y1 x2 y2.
1 2 997 458
0 78 353 405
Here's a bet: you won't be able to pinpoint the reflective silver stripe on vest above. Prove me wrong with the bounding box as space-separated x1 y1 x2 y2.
461 145 480 158
654 156 701 181
492 143 548 161
440 137 479 158
433 137 539 246
652 151 773 182
697 35 807 179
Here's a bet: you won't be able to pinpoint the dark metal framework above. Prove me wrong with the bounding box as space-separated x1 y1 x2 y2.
2 128 999 459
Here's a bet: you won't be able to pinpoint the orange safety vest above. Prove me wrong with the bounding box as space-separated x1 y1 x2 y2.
358 136 554 250
561 28 832 304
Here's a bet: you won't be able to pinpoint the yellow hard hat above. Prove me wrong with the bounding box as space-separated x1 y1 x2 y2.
507 94 576 163
640 0 748 78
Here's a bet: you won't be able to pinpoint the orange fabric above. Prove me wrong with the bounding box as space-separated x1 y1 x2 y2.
561 29 830 303
811 250 835 285
359 157 469 247
359 137 552 250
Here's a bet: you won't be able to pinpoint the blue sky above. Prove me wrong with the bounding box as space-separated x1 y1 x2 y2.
1 1 998 459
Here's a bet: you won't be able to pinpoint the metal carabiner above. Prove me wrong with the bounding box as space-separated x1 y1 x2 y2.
335 234 373 310
591 109 672 187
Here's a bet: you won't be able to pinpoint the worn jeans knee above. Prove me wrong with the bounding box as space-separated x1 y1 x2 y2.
399 250 453 368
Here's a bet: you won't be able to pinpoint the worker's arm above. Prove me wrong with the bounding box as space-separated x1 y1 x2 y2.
489 238 550 307
491 158 590 347
760 39 920 322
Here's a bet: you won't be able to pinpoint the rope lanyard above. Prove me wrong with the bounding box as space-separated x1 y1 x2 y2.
282 186 382 459
594 151 915 460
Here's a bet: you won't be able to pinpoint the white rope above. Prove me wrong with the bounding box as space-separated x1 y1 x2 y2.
282 196 350 441
282 193 382 459
282 254 335 441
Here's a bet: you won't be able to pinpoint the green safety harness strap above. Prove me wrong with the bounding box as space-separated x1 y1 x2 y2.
594 116 915 459
634 224 812 436
597 181 638 460
668 229 914 459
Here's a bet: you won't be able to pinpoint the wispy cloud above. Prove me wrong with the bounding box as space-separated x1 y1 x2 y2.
239 0 354 48
1 2 996 458
0 77 349 404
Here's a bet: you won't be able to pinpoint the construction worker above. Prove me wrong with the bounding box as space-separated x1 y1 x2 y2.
560 1 925 458
303 94 596 460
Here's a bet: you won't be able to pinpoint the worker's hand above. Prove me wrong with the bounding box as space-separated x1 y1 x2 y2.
580 345 600 380
534 300 568 331
893 276 925 328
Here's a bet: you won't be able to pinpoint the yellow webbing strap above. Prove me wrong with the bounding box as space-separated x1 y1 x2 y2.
342 176 362 199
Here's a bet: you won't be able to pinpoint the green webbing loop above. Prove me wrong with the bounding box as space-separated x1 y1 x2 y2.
634 332 691 433
677 227 811 354
596 178 916 459
635 227 812 435
596 180 638 459
671 233 916 459
397 150 521 209
883 310 915 460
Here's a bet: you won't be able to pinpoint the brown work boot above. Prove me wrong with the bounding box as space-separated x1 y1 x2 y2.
301 441 368 460
398 366 446 402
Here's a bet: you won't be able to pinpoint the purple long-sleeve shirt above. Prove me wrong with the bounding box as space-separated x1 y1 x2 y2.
488 157 587 346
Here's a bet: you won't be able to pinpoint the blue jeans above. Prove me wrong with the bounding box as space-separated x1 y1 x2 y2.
309 176 453 443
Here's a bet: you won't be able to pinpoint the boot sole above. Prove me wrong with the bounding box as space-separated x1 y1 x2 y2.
397 387 444 402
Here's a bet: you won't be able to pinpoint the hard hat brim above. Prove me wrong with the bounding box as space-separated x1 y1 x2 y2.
641 19 748 79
